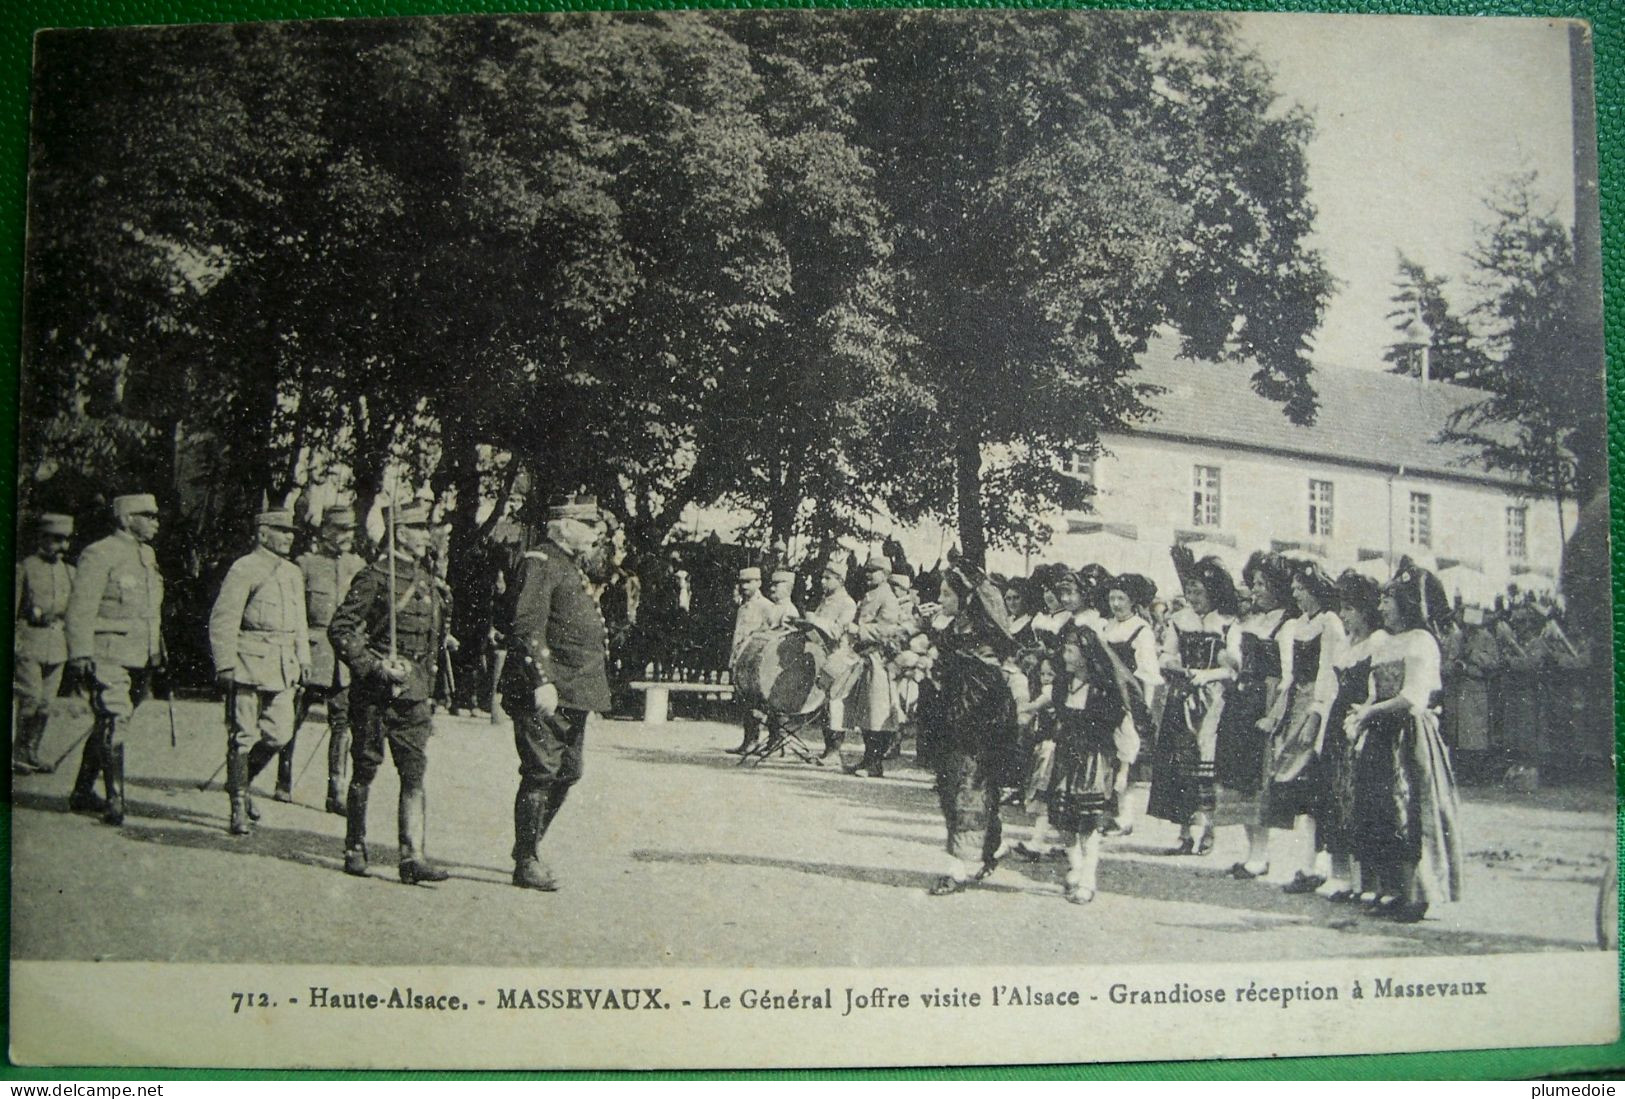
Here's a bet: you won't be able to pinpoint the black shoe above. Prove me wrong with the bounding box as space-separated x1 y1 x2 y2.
273 788 294 804
928 876 967 896
1229 862 1269 880
343 847 369 877
246 796 262 822
1165 837 1195 856
325 791 346 817
1195 830 1215 856
1283 871 1327 895
513 858 560 892
1387 901 1428 924
28 754 54 775
399 859 450 885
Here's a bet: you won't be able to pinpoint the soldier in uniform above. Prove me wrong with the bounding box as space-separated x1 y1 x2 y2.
498 495 613 892
14 513 75 774
291 506 366 813
208 509 311 835
802 553 858 762
64 493 165 825
725 566 778 756
329 503 452 884
838 555 911 777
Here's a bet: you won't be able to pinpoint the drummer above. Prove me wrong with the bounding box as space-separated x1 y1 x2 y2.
726 566 780 756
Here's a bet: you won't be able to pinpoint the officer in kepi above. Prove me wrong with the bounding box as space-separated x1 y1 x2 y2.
64 493 165 825
208 509 311 836
293 505 366 814
14 513 75 775
499 494 613 892
329 503 452 885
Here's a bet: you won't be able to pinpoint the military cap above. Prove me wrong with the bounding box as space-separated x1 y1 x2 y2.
112 493 158 517
383 503 433 527
864 555 891 574
37 513 73 536
737 566 762 582
548 493 603 522
256 509 296 529
770 569 796 584
320 505 357 529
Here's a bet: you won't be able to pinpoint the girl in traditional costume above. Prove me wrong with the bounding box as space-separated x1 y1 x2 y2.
1349 561 1464 922
1146 551 1240 856
1047 620 1127 904
1223 551 1296 880
1097 573 1160 837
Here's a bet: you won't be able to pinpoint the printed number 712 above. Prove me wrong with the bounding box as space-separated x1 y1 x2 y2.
231 992 272 1013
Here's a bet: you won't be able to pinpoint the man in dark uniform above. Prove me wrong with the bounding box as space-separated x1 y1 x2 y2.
498 494 612 892
291 505 366 813
329 503 451 885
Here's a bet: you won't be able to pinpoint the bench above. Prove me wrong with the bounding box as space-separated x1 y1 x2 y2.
627 680 735 724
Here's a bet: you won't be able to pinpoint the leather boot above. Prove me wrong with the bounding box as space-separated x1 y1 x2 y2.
325 727 351 815
68 725 107 814
274 734 296 802
866 732 892 778
511 782 558 891
343 780 370 876
13 712 44 774
844 733 877 775
226 748 252 835
817 727 845 762
245 742 279 821
101 742 125 826
24 712 54 774
397 782 448 885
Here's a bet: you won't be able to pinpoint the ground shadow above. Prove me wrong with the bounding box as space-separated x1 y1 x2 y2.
630 847 1039 896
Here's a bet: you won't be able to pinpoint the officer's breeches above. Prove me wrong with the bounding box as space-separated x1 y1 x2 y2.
227 685 296 752
88 662 151 750
14 657 62 721
349 695 430 787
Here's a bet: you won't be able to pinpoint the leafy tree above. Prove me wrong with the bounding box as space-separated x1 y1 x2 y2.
851 11 1332 567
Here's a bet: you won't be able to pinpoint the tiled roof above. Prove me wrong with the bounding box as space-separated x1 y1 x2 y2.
1116 346 1524 489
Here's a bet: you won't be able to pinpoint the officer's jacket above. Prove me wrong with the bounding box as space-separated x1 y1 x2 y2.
66 531 164 668
209 546 311 691
805 586 857 643
297 550 365 686
730 592 778 663
328 553 448 703
15 554 73 665
497 541 611 713
850 583 909 655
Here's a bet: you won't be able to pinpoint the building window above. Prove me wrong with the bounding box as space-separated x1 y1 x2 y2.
1408 492 1432 548
1192 465 1221 528
1308 479 1334 538
1506 505 1527 562
1064 451 1095 484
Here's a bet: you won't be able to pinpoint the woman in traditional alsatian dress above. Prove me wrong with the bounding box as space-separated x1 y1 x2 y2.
1223 551 1296 880
1348 561 1463 923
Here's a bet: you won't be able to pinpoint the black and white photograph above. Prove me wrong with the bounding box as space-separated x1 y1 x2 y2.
7 7 1617 1070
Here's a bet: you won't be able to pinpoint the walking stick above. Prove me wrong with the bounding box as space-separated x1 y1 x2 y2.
291 716 331 792
49 726 93 774
196 692 232 791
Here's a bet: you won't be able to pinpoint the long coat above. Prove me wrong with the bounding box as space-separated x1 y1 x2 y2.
66 531 164 669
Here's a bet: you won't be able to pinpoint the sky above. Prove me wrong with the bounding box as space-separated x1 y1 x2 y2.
1238 12 1579 373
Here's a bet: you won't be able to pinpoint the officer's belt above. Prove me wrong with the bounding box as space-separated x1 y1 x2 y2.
241 628 301 639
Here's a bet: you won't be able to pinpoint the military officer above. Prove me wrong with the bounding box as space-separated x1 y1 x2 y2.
14 513 75 774
498 495 613 892
208 509 311 836
725 566 778 755
329 503 451 884
64 493 165 825
290 505 366 814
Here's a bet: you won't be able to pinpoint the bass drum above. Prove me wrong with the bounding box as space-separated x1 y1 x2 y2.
733 627 829 716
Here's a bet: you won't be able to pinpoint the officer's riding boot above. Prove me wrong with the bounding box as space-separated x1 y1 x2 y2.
68 724 107 814
511 782 558 891
100 742 125 826
325 729 350 816
539 781 571 839
226 748 252 836
343 780 370 876
13 713 43 774
273 734 296 802
25 712 55 774
397 782 449 885
244 742 279 821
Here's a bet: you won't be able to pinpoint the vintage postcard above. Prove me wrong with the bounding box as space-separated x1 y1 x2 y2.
7 8 1616 1070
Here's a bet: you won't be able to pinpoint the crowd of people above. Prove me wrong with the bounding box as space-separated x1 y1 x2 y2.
728 544 1476 920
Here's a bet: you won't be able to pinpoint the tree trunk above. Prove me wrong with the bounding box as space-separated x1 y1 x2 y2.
954 431 986 571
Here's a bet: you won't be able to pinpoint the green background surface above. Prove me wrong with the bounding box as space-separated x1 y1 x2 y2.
0 0 1619 1082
